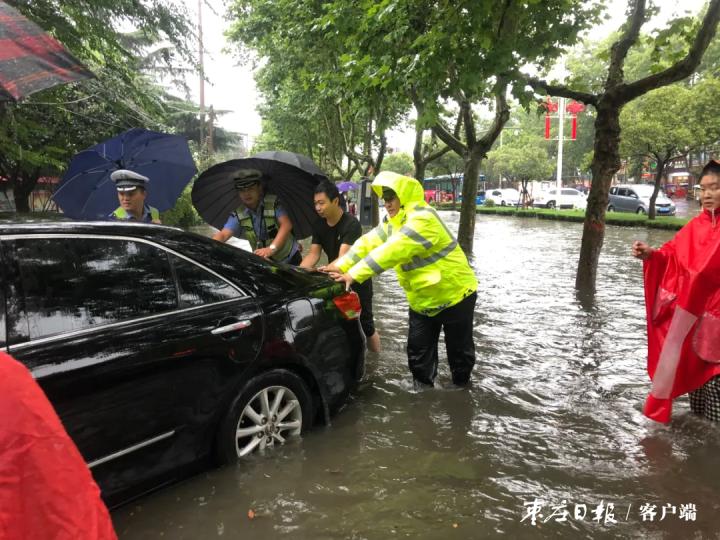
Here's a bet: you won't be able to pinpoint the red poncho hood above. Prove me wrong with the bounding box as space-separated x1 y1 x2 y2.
643 208 720 422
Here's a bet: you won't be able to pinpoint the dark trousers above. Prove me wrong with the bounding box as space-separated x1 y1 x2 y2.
406 292 477 386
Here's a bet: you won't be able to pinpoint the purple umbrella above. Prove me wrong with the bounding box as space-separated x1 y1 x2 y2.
336 181 358 193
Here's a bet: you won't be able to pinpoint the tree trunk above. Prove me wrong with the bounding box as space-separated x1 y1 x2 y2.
575 100 622 293
413 124 426 181
13 181 32 213
457 153 480 253
649 158 666 220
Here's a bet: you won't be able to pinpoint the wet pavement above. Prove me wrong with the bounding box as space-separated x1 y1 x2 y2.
113 212 719 539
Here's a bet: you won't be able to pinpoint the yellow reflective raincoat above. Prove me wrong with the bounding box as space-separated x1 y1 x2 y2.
335 172 477 316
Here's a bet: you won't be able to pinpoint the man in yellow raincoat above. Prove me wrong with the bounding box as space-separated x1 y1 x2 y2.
322 171 478 387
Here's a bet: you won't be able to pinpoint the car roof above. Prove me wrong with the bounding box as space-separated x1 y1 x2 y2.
0 220 195 244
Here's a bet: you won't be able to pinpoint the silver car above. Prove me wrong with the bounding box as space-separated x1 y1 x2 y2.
607 184 676 215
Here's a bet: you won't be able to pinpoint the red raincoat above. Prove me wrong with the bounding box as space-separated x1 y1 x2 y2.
0 352 117 540
643 208 720 422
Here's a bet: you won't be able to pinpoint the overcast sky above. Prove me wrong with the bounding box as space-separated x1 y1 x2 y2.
182 0 709 153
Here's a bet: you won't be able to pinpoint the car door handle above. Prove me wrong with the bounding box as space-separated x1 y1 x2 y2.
211 320 252 335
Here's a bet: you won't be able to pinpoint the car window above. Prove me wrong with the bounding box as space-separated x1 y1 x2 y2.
609 187 617 195
617 188 628 196
562 189 576 196
171 255 242 307
492 191 501 196
6 237 177 343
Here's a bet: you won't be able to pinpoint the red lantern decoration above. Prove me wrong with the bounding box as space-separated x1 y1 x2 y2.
542 97 558 140
566 100 585 141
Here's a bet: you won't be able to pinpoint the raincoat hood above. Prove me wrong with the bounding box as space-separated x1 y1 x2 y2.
372 172 424 206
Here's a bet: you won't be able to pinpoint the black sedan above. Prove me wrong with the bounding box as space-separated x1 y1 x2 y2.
0 221 365 506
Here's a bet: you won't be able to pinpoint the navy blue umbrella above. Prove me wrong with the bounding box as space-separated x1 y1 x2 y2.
53 128 197 220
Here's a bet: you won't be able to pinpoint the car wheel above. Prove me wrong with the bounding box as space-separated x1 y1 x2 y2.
215 369 313 464
636 207 646 215
546 201 555 209
607 205 614 212
501 200 506 206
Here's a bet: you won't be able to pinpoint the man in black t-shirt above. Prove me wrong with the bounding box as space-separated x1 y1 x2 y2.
301 181 381 352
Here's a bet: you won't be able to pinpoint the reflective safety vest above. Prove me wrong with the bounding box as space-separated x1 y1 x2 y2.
336 171 477 316
235 193 294 262
112 206 161 223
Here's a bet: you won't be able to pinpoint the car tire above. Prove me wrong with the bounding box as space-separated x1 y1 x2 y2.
636 207 646 215
215 369 313 465
501 200 506 206
546 201 555 209
607 205 614 212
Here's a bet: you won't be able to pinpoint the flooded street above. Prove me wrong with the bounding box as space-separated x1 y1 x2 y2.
113 213 720 539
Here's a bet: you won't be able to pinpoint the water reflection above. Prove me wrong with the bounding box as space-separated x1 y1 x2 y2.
114 214 720 539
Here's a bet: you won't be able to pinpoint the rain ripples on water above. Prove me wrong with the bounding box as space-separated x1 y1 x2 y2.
114 213 720 540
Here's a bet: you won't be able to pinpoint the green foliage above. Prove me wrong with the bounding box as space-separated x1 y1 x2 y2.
161 184 201 228
381 152 415 176
620 78 720 163
1 1 195 211
486 133 554 182
425 148 465 178
227 0 407 178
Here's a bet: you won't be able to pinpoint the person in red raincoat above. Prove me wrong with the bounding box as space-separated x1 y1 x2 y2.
632 160 720 423
0 352 117 540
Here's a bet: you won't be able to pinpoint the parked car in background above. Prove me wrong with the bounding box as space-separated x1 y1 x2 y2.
0 221 366 507
533 188 587 210
608 184 676 215
487 188 520 206
458 190 486 205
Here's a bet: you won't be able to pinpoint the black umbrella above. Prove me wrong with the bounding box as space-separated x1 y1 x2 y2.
192 152 327 240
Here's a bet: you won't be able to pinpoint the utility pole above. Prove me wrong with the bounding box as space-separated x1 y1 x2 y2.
556 97 565 197
198 0 205 151
207 105 215 155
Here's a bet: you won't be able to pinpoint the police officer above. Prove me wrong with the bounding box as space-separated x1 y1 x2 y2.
324 171 478 388
109 169 161 223
212 169 301 264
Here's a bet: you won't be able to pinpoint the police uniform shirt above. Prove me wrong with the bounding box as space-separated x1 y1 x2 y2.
109 205 156 223
223 200 289 241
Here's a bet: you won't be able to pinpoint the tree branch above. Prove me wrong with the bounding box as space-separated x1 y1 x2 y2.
425 145 452 164
478 83 510 151
461 98 476 148
432 105 466 156
524 77 598 106
606 0 646 88
621 0 720 102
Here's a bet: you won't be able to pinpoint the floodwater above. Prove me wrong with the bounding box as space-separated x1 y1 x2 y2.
113 213 720 540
